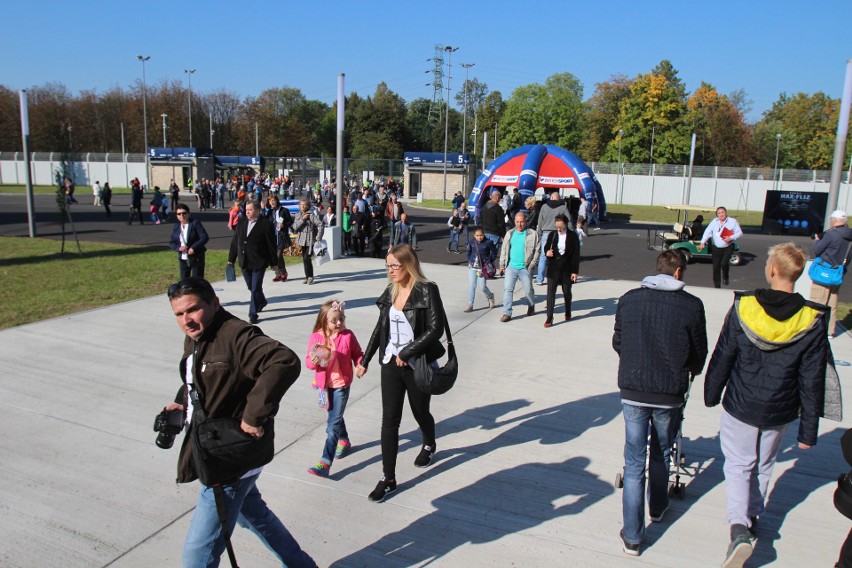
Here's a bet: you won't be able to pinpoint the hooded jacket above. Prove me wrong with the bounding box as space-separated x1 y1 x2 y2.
613 274 708 405
704 290 835 446
537 199 570 233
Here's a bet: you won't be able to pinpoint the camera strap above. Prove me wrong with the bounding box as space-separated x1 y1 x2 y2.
188 384 240 568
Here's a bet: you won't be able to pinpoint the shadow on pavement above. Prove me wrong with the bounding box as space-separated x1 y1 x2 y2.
331 393 621 566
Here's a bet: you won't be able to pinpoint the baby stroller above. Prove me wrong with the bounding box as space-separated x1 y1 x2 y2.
615 373 696 499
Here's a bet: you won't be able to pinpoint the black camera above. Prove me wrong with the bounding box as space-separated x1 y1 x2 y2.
153 408 185 449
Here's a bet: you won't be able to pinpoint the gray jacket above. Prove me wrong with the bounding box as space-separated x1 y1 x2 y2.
499 228 540 272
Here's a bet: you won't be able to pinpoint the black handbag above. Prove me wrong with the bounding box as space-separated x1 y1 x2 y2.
410 307 458 395
188 386 275 487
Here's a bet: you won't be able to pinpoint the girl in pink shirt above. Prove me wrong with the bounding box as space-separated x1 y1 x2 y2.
305 300 364 478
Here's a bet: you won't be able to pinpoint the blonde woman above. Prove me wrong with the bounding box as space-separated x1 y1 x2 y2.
356 245 446 502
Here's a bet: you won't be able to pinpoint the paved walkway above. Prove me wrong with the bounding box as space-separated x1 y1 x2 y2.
1 257 850 567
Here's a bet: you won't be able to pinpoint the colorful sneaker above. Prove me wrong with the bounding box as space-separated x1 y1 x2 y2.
368 477 396 502
307 462 330 478
335 439 352 459
414 445 435 468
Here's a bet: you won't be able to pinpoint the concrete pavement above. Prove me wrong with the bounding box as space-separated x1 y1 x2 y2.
1 257 851 567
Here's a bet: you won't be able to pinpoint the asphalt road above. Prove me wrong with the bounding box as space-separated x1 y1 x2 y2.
1 193 845 301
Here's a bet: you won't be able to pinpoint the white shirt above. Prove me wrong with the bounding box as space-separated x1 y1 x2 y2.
180 223 190 260
557 231 567 255
382 306 414 363
700 217 742 249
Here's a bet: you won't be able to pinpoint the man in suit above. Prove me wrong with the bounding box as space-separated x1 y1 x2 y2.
228 200 277 324
169 203 209 280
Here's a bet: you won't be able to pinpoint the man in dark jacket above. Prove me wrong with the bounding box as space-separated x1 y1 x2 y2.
164 277 316 567
169 203 209 279
228 200 277 324
705 242 835 568
480 190 507 247
810 209 852 336
613 250 707 556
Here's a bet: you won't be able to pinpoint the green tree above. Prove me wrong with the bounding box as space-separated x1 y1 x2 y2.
499 73 584 153
349 82 407 159
686 82 754 166
455 77 489 120
579 74 633 161
605 61 690 164
476 91 505 158
757 92 849 169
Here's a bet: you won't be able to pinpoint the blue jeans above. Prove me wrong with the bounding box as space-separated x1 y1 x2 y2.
621 403 681 544
536 230 552 283
322 387 350 464
183 473 317 568
485 233 501 249
448 229 460 251
468 267 494 306
502 266 534 317
241 268 267 320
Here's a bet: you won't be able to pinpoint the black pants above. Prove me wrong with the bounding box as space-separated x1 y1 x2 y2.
370 235 383 258
352 230 364 256
179 255 205 280
711 244 733 288
275 246 288 277
545 274 573 322
838 528 852 568
128 205 143 224
301 245 314 278
380 362 435 479
343 231 352 253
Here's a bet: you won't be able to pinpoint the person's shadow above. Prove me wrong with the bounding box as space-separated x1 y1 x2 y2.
748 426 847 566
330 456 612 567
330 393 622 565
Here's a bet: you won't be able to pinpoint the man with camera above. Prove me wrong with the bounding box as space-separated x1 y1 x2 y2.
159 277 316 568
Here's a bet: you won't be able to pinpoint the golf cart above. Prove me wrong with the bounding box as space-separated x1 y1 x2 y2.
647 204 742 265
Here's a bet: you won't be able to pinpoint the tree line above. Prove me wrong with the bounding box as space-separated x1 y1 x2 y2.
0 60 847 170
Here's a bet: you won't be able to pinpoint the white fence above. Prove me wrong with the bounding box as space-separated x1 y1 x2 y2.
0 152 147 189
2 152 850 211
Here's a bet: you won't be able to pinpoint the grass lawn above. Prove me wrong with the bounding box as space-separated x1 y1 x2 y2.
0 237 235 329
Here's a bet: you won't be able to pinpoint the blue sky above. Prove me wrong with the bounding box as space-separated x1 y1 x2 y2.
2 0 848 123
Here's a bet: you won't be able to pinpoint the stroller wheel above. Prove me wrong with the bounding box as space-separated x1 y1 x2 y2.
615 473 623 489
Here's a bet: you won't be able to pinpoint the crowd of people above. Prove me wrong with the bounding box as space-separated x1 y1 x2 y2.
152 178 850 567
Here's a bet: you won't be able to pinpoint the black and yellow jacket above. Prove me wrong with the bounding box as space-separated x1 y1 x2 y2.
704 290 839 446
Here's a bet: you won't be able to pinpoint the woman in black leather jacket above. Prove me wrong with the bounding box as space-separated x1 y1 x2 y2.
356 244 446 502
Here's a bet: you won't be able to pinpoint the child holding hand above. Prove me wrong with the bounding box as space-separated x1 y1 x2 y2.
305 300 364 478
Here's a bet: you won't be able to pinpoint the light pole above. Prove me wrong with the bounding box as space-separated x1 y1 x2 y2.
184 68 195 147
494 122 498 159
616 129 624 203
136 55 151 188
772 133 782 192
136 55 151 187
460 63 475 156
209 112 214 149
442 45 459 204
161 113 168 147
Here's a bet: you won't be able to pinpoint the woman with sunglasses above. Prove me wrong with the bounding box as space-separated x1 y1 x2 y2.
168 203 209 279
356 244 446 503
